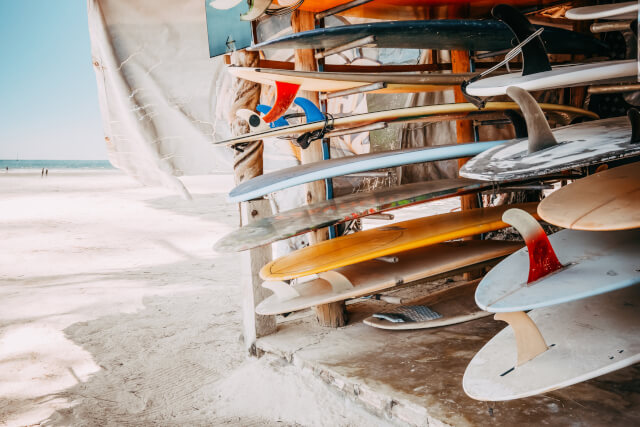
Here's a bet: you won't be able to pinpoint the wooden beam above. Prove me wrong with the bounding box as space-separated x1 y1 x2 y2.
292 9 347 328
230 50 277 352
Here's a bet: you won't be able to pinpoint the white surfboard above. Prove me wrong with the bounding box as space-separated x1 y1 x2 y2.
475 228 640 313
463 286 640 401
459 116 640 182
465 60 636 97
565 1 638 21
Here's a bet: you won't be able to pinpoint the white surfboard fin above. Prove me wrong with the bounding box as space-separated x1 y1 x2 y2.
491 4 551 77
262 280 300 302
318 271 354 293
494 311 548 367
505 86 557 153
628 108 640 143
240 0 272 21
502 208 563 284
209 0 242 10
236 109 270 133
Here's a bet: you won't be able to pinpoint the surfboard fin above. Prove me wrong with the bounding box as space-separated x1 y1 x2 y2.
505 86 557 153
628 108 640 143
494 311 548 367
491 4 551 77
503 110 527 139
318 271 354 293
236 109 271 133
294 97 324 122
502 208 563 284
262 81 301 123
262 280 301 302
240 0 272 21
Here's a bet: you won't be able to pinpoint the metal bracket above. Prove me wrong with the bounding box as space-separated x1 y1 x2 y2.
374 255 399 263
325 122 388 139
505 86 557 153
321 82 387 100
315 35 376 59
492 4 551 77
316 0 374 19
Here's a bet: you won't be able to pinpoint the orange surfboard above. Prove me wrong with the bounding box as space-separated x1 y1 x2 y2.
260 202 539 281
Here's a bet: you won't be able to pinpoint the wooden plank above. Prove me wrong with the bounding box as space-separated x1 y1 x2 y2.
230 50 276 351
291 9 347 327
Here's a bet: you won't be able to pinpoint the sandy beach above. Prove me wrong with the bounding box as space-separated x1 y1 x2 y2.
0 169 393 426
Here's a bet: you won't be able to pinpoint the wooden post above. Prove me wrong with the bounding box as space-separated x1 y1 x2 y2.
230 49 277 353
449 5 481 281
291 9 347 327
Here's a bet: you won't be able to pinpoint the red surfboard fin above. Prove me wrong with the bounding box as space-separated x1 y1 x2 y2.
502 208 562 284
262 81 300 123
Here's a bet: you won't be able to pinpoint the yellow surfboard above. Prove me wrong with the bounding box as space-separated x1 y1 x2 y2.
260 202 539 281
538 162 640 231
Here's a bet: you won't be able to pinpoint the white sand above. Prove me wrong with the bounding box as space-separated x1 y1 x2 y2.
0 169 393 426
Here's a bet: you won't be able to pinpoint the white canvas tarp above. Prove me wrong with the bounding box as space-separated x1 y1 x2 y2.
88 0 235 197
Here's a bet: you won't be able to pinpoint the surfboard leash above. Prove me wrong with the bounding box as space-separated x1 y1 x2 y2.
461 27 545 108
278 112 336 149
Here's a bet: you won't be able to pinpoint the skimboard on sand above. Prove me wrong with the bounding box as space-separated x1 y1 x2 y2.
256 241 521 315
219 101 596 145
475 209 640 313
537 162 640 231
463 285 640 401
565 1 638 21
460 87 640 182
259 202 539 281
363 279 490 330
248 20 608 55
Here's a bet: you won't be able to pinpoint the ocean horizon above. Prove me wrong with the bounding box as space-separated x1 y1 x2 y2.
0 159 114 169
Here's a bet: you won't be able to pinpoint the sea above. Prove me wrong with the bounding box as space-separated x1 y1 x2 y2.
0 160 114 169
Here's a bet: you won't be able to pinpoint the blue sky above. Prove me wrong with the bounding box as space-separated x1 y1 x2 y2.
0 1 107 160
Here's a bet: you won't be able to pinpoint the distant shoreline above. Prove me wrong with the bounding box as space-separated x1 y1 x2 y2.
0 160 114 169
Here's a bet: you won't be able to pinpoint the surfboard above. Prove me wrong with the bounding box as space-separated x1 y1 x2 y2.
565 1 638 21
537 162 640 231
463 285 640 401
465 60 637 97
474 208 640 313
228 67 477 94
230 141 504 203
459 115 640 182
255 241 522 315
259 202 539 281
271 0 563 21
248 20 609 55
216 178 489 252
363 279 490 330
217 101 597 145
